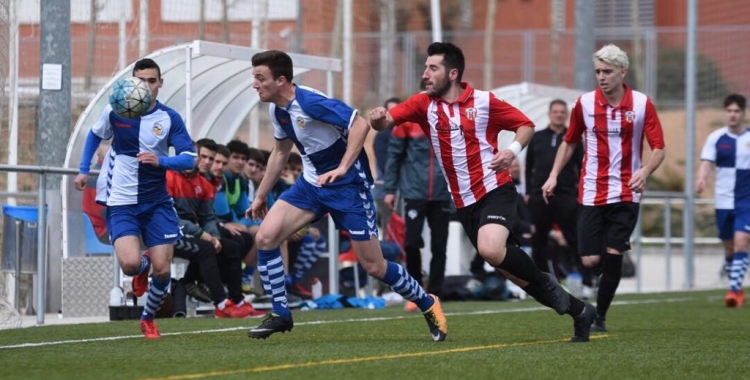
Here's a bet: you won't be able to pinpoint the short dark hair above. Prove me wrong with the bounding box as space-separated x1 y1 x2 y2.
247 147 265 164
549 99 568 111
287 151 302 167
384 97 401 108
226 139 251 159
195 138 218 153
426 42 466 82
132 58 161 78
215 144 230 158
251 50 294 83
724 93 746 110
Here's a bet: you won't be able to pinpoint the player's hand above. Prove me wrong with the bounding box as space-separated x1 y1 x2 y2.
541 177 557 204
384 193 396 210
222 223 243 236
629 169 647 193
212 237 222 253
289 231 304 242
73 173 88 191
369 107 388 121
247 197 268 220
696 179 706 194
488 149 514 171
308 227 321 240
317 167 347 186
137 152 160 167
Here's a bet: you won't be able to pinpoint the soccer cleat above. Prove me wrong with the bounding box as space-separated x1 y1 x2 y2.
590 314 607 333
725 289 745 308
216 299 265 318
422 294 448 342
184 282 212 303
131 250 151 297
140 318 161 339
570 302 596 342
404 301 419 313
287 282 314 300
247 313 294 339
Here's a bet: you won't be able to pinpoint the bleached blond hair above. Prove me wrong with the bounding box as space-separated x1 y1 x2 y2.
593 44 629 69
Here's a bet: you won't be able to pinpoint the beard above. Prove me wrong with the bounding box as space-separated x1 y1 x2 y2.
426 77 451 98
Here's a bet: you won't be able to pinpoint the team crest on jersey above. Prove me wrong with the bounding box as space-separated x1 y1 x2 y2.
153 122 163 136
466 107 477 121
625 110 635 123
194 186 202 195
296 116 306 128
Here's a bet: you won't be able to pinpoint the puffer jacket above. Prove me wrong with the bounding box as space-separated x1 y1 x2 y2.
383 121 451 201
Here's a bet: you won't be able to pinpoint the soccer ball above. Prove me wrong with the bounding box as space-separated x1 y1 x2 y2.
109 77 152 118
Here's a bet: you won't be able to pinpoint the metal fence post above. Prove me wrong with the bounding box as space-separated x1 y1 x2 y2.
665 199 672 290
36 173 47 325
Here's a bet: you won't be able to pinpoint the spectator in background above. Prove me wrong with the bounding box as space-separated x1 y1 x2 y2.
526 100 592 291
243 147 268 202
383 98 452 312
372 97 401 228
696 93 750 307
82 142 111 244
208 144 231 191
543 44 665 332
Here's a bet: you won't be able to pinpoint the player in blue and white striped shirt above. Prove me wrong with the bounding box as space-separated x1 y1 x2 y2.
74 59 196 337
697 93 750 307
245 50 447 341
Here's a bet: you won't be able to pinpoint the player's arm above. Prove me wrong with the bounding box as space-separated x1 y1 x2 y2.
629 99 666 193
255 138 294 203
370 94 428 131
486 94 535 171
151 111 197 171
696 160 715 194
541 99 585 202
75 106 114 190
320 115 370 185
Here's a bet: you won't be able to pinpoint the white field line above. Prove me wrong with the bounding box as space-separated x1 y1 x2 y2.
0 296 694 350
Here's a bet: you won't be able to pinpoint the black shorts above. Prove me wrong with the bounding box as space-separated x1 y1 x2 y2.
454 182 519 250
578 202 640 255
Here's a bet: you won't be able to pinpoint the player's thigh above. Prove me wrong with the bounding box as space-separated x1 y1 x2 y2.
732 211 750 251
578 205 606 256
716 209 735 241
140 201 181 248
256 199 317 248
403 198 427 249
604 202 640 253
350 237 388 276
326 182 379 241
475 185 518 261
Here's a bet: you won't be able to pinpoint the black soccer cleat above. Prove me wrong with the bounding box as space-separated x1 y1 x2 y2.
570 302 596 342
591 314 607 333
247 313 294 339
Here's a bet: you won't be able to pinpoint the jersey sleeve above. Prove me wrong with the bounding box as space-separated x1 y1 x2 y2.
270 104 287 140
486 93 534 134
563 98 585 144
700 129 722 162
389 93 430 125
91 105 115 140
643 98 665 150
298 90 358 131
167 110 197 156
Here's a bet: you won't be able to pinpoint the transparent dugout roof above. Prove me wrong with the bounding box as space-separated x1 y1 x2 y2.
62 40 341 258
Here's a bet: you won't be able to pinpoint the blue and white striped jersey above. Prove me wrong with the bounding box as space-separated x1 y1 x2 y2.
91 102 195 206
701 126 750 210
270 85 372 187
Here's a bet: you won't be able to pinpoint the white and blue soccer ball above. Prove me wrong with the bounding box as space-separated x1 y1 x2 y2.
109 77 152 119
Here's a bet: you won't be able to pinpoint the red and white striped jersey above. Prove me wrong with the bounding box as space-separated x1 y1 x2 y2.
564 84 665 206
389 83 533 208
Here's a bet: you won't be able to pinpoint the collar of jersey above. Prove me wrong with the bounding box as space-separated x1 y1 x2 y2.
431 82 473 104
595 83 633 110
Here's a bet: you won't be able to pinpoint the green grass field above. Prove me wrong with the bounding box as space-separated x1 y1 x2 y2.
0 290 747 380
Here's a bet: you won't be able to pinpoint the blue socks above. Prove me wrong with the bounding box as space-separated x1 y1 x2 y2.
729 252 749 292
258 247 290 318
381 261 433 311
141 276 170 320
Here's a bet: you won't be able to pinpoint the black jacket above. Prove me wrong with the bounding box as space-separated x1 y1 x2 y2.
525 126 583 197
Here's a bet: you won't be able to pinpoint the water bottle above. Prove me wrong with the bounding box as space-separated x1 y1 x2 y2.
311 277 323 299
567 272 583 299
109 286 124 306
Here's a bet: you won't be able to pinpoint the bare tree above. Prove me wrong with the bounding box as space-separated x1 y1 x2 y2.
199 0 206 40
84 0 104 90
221 0 229 43
378 0 396 100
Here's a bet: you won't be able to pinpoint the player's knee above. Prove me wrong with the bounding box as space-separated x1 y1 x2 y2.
151 264 170 279
120 261 141 276
477 244 506 267
254 230 277 250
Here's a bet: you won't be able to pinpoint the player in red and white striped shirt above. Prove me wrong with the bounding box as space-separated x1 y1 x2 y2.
543 44 665 332
370 42 596 342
